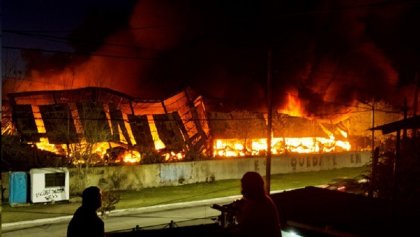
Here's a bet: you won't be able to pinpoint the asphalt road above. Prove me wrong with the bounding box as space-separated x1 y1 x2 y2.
1 196 236 237
2 191 303 237
2 204 221 237
2 204 299 237
2 195 300 237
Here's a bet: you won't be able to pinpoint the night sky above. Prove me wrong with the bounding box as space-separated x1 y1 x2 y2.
3 0 420 117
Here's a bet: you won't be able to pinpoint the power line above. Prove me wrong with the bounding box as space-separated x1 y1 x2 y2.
3 46 157 61
3 0 419 52
3 29 163 52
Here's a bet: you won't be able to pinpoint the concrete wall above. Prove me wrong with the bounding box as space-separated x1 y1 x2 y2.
69 151 370 194
1 151 370 198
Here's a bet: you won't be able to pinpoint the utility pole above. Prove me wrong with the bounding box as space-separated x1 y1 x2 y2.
371 100 375 152
0 9 3 236
413 72 418 138
403 98 408 140
368 100 376 198
266 49 273 195
414 72 419 116
393 129 401 204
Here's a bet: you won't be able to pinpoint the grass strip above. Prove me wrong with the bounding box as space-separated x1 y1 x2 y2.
2 167 366 223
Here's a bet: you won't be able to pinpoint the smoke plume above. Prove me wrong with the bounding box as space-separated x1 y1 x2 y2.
9 0 420 119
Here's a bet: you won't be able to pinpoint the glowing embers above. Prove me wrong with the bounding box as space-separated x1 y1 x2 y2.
97 143 141 164
33 137 66 154
213 137 351 157
33 139 142 165
164 151 185 161
120 150 141 163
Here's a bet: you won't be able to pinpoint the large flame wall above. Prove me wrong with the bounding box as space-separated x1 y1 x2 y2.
208 111 352 157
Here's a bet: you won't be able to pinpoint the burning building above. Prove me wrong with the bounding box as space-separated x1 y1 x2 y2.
3 85 402 167
3 0 415 168
209 111 351 157
5 87 209 165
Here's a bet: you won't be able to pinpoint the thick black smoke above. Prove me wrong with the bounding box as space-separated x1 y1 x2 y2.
68 1 137 55
21 0 420 117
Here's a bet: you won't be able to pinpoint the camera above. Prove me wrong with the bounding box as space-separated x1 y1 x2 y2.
211 199 244 228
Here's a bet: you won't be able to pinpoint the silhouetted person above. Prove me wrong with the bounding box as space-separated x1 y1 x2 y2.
235 172 281 237
67 186 104 237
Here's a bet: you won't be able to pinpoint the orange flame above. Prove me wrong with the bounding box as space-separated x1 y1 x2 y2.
164 151 184 161
213 137 351 157
34 137 66 154
148 115 166 150
25 87 351 162
279 93 304 117
122 150 141 163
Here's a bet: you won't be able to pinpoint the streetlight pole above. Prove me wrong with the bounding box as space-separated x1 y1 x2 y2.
266 49 273 195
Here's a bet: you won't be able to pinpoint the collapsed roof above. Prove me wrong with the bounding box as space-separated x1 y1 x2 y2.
7 87 209 154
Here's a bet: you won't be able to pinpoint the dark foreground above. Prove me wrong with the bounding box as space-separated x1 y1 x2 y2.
108 186 419 237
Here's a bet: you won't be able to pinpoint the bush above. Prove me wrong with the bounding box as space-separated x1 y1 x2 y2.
99 190 120 216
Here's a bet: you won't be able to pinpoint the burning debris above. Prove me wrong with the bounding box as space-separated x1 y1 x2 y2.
209 111 351 157
6 87 208 165
3 83 403 167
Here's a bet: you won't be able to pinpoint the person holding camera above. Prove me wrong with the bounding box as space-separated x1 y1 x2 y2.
235 172 281 237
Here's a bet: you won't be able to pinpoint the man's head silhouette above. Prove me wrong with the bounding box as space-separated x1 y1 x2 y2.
241 172 265 200
82 186 102 210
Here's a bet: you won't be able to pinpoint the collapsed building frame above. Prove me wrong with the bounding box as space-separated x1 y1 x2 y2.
7 87 209 162
5 86 352 164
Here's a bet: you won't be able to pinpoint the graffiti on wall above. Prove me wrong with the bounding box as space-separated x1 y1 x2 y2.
291 153 362 171
34 187 65 201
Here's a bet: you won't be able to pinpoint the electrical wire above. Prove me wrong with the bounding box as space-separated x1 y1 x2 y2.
3 46 157 61
3 0 420 57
